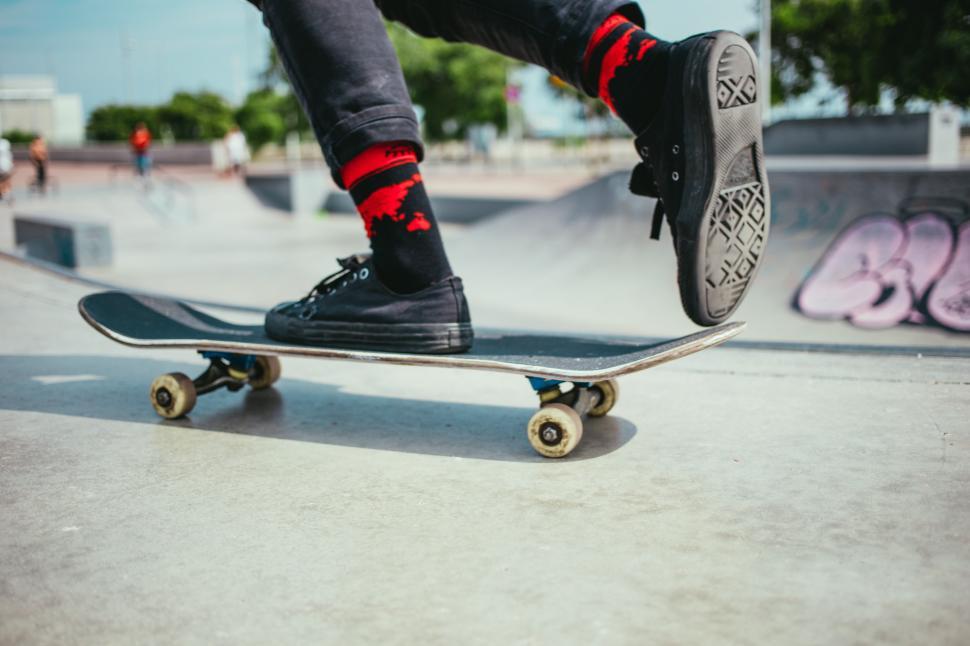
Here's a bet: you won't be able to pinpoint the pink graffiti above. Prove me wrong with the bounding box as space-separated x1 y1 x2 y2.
795 212 970 332
928 222 970 330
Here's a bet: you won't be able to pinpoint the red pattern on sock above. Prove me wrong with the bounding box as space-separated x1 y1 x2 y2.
598 27 637 113
340 141 417 189
584 13 631 58
406 211 432 232
636 37 658 60
355 173 423 238
583 13 658 115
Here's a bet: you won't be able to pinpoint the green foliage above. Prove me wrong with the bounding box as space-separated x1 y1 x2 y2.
387 22 514 140
86 105 159 141
235 48 311 151
887 1 970 107
234 90 286 151
769 0 970 112
87 92 234 142
241 30 516 146
1 129 39 145
157 91 235 141
86 23 519 147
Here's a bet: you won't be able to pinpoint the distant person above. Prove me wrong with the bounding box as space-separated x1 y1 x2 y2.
247 0 770 354
0 138 12 200
224 125 249 176
129 122 152 177
28 135 48 194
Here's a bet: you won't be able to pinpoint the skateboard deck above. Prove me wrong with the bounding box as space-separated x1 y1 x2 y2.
79 290 745 457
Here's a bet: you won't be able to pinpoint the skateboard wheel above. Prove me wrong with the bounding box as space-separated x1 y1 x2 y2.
588 379 619 418
149 372 197 419
248 356 282 390
527 403 583 458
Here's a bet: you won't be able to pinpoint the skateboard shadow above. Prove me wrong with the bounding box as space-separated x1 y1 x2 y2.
0 355 636 462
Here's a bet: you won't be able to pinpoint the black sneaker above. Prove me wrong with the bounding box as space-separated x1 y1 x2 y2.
629 31 770 326
265 254 473 354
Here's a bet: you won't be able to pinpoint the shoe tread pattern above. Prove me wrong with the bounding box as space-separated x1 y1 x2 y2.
716 45 757 109
706 175 767 318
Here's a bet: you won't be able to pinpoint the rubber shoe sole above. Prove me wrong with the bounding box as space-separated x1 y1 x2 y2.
679 32 770 326
264 313 474 355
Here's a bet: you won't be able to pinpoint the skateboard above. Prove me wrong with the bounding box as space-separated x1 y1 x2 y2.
78 290 745 458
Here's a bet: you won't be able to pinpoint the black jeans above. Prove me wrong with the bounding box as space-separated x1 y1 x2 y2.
256 0 642 186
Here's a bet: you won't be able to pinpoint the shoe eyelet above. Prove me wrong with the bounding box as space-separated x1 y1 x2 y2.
299 306 316 320
349 273 358 282
359 268 370 280
672 171 680 181
672 145 680 155
639 146 649 157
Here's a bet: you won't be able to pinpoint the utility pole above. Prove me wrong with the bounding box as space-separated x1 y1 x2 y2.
759 0 772 123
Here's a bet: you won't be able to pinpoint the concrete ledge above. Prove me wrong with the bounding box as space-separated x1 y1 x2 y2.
244 169 331 216
245 167 537 222
765 108 961 164
13 214 112 268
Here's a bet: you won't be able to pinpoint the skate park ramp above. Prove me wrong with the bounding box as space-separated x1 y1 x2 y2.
4 162 968 354
451 164 970 354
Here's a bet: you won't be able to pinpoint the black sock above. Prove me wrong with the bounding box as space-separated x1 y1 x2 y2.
348 161 453 293
583 13 671 133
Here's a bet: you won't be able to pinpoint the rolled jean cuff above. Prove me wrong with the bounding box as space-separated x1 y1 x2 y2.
324 105 425 188
558 0 644 97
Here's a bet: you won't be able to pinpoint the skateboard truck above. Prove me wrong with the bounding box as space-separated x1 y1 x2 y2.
525 377 619 458
148 352 282 420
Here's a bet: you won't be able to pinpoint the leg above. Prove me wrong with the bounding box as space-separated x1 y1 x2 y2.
257 0 472 353
375 0 641 97
262 0 452 291
36 162 47 193
259 0 422 179
378 0 770 326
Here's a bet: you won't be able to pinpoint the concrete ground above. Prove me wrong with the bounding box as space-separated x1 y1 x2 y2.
1 169 969 644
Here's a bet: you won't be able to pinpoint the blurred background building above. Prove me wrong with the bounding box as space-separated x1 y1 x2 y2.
0 76 84 144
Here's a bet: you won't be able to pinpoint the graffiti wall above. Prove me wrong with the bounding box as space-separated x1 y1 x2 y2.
794 198 970 332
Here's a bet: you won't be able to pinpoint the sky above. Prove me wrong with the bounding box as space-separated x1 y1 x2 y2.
0 0 270 109
0 0 796 132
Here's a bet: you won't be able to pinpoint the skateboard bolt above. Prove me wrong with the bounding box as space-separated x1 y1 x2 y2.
540 425 562 446
156 388 172 408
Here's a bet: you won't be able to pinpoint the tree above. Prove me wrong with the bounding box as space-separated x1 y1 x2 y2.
87 92 236 142
248 25 516 146
86 105 159 141
237 47 310 151
157 91 235 141
235 89 286 151
1 129 40 145
387 22 515 140
769 0 970 113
